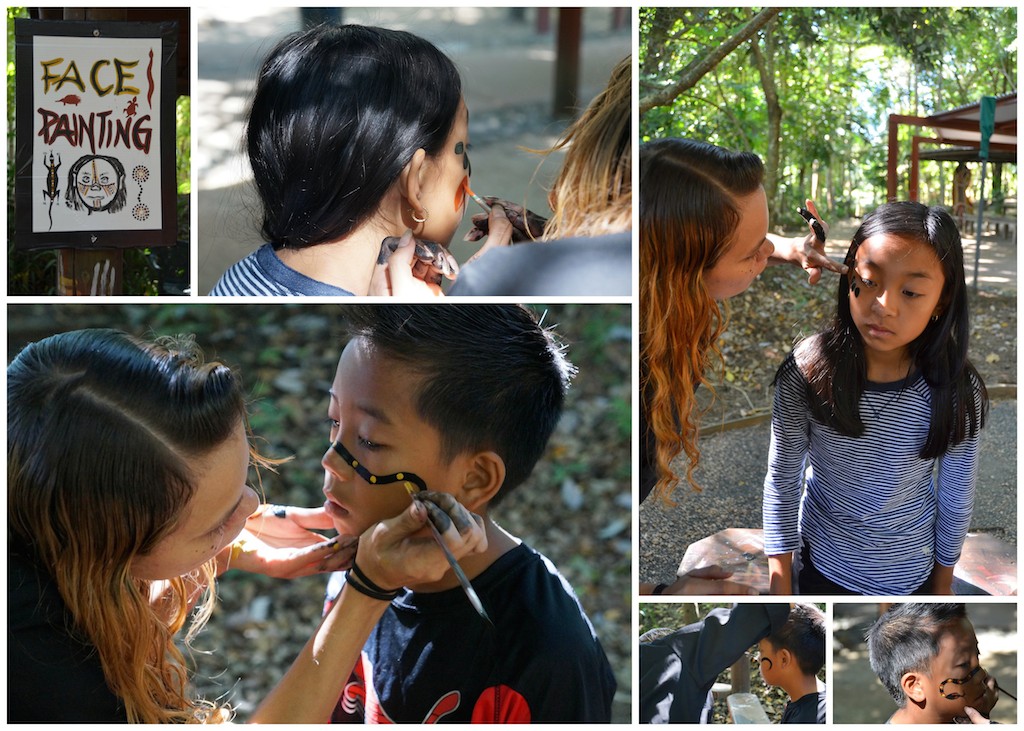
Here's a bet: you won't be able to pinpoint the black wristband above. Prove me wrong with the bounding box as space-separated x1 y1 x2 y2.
351 558 400 595
345 569 400 602
652 583 668 595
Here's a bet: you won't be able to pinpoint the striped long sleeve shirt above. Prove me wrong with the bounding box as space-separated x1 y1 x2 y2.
209 244 354 296
762 354 982 595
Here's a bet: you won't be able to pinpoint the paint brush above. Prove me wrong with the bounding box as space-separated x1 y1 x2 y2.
464 181 492 213
425 517 493 626
996 683 1016 701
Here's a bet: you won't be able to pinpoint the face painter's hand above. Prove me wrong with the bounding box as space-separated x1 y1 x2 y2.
464 197 547 243
963 706 993 724
224 529 357 578
244 504 335 549
767 199 847 284
660 565 759 596
463 203 514 266
354 494 487 590
369 229 444 297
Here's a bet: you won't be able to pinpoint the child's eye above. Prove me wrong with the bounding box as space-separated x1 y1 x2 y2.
902 289 921 298
325 418 340 430
358 436 381 451
859 276 876 288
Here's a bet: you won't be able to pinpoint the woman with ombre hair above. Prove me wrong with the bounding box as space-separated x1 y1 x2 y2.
8 328 485 722
639 139 846 511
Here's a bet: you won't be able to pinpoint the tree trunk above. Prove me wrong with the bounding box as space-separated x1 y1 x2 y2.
750 22 783 219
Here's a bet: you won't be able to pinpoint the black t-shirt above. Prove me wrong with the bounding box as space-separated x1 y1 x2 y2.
781 690 826 724
325 543 616 723
8 551 126 723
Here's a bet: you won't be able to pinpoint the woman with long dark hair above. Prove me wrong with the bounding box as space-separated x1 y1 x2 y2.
210 24 484 296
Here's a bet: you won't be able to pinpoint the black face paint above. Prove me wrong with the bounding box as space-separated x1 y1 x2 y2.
850 275 861 298
760 657 773 671
454 141 471 177
330 439 426 495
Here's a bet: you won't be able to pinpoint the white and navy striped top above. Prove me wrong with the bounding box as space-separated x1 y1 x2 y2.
209 244 354 296
762 353 982 595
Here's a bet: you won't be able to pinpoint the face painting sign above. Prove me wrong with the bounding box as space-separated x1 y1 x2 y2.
14 20 178 249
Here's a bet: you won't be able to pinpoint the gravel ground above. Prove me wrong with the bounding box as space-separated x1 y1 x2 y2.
6 303 632 723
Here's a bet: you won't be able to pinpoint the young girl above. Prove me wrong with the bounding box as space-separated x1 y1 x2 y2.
209 25 479 296
763 202 988 595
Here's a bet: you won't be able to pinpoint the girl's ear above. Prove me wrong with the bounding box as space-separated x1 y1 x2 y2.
399 148 428 228
457 450 505 513
901 671 927 705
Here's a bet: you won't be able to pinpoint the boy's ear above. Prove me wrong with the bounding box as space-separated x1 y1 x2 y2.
901 671 927 705
778 648 793 669
457 450 505 512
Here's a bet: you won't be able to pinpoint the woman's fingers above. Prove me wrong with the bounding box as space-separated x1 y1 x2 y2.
370 230 444 297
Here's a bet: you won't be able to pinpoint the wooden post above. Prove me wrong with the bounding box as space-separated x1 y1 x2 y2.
57 249 124 295
553 9 582 119
887 114 899 202
730 656 751 694
536 8 550 34
54 7 129 294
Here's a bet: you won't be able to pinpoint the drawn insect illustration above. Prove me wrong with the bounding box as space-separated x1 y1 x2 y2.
56 93 81 106
42 151 61 230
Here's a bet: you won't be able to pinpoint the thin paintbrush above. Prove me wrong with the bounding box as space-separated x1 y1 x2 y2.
425 517 493 626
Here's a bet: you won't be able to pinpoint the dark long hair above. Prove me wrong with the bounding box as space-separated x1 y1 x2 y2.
792 201 987 457
8 329 248 722
247 24 463 249
640 138 764 501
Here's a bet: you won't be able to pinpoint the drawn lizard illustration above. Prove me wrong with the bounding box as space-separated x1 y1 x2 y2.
42 151 61 230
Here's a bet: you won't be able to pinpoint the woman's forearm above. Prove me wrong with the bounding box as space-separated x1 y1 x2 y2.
250 583 387 723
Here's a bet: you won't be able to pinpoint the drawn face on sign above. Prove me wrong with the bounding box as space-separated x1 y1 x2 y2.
65 154 127 214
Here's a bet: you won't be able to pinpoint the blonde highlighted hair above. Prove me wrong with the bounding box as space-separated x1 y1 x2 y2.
8 330 248 723
640 139 764 502
535 56 631 239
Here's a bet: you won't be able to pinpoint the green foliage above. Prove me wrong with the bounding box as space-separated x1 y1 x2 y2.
640 7 1018 219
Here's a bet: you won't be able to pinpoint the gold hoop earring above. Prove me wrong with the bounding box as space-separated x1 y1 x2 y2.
411 208 428 224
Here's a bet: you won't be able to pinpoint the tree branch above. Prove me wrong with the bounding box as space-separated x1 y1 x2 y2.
640 7 784 116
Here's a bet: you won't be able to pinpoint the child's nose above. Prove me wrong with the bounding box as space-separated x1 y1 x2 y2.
872 288 895 315
322 443 355 480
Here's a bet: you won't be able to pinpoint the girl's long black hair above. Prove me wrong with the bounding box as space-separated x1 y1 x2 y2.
786 201 987 457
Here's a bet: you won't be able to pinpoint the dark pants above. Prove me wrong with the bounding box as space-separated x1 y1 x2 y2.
797 542 930 595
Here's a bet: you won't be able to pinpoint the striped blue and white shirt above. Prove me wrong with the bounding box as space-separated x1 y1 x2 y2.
209 244 354 296
763 352 982 595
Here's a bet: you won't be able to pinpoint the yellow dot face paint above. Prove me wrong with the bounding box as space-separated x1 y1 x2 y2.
330 439 428 492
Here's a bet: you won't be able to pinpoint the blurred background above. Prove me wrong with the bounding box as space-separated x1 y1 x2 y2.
196 6 631 294
7 302 632 722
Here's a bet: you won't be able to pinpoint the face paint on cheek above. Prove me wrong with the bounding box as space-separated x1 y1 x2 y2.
850 276 860 298
455 176 469 212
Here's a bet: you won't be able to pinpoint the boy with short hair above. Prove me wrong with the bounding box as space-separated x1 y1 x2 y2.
757 603 826 723
866 603 999 724
320 305 615 723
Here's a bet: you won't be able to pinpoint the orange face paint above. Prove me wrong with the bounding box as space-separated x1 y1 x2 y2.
455 176 470 212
